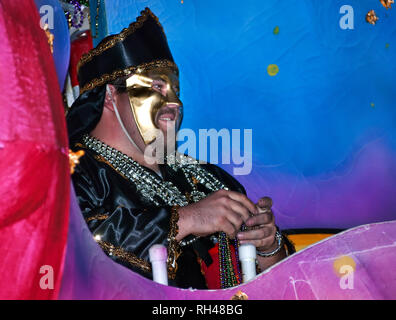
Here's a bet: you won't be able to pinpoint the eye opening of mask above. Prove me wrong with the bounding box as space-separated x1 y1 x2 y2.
110 75 157 94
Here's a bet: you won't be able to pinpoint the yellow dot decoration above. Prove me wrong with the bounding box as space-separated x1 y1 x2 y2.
370 102 375 108
385 43 390 49
333 255 356 277
267 64 279 76
273 26 280 35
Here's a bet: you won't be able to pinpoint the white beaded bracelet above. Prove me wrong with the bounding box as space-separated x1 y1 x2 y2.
256 231 283 257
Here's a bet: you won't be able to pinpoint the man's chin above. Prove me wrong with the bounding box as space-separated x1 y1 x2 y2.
144 135 176 162
157 119 177 134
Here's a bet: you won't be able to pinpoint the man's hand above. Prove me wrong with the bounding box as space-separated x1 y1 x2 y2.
237 196 286 272
237 196 277 253
176 190 258 241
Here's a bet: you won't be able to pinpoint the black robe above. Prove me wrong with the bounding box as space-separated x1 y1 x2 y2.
71 143 246 289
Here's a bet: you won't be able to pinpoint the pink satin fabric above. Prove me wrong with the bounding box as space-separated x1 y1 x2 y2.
0 1 69 299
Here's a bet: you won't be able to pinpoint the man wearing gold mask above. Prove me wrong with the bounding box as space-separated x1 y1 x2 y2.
67 8 294 289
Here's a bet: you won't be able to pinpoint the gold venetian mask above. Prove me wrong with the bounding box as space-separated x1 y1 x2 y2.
126 67 183 145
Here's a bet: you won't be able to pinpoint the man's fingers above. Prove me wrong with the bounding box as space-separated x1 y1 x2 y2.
225 190 258 215
239 237 276 249
237 225 275 241
257 196 273 209
257 206 272 214
224 209 244 232
245 211 273 227
221 221 238 239
227 198 251 222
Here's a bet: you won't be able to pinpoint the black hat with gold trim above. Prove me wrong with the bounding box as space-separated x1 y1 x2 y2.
67 7 178 144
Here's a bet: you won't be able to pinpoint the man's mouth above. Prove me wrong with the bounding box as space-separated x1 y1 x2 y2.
155 106 179 125
158 113 176 121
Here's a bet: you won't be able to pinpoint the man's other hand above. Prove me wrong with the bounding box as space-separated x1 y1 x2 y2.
236 196 278 253
176 190 258 240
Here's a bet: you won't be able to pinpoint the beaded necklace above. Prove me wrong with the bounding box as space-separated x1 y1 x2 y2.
82 134 242 288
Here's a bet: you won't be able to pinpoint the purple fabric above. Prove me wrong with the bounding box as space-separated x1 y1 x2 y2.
59 182 396 300
228 138 396 230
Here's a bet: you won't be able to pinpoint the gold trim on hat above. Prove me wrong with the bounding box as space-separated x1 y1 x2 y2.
77 7 165 73
79 59 178 94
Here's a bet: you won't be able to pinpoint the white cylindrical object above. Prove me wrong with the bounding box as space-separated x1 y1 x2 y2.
149 244 169 285
238 243 257 283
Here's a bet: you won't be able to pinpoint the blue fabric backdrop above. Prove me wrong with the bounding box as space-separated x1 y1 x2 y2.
93 0 395 229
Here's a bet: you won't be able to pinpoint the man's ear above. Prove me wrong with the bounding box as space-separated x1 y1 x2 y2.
104 84 117 112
